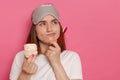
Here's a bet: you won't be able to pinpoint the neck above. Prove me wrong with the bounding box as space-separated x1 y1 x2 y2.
39 42 50 54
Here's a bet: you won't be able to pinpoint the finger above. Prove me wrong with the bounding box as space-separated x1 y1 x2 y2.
22 61 29 72
34 64 38 72
29 63 37 74
23 57 29 67
46 50 52 54
28 63 34 73
27 53 37 63
45 50 52 56
51 42 59 49
49 46 55 51
32 64 38 74
23 56 27 63
27 55 33 63
31 54 37 63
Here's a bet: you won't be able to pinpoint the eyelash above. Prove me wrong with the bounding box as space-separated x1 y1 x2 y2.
39 20 59 26
52 21 59 24
39 22 46 26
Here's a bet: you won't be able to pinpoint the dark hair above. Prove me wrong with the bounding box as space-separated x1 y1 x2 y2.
26 23 66 55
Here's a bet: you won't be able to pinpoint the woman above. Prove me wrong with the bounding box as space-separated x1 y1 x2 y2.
10 4 83 80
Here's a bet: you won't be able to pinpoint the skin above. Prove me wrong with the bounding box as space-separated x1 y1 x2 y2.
18 15 81 80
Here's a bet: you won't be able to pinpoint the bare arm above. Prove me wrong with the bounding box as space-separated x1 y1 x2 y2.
46 42 82 80
46 42 70 80
50 61 70 80
18 71 31 80
50 58 82 80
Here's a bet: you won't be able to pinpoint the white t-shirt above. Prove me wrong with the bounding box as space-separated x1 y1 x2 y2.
10 50 83 80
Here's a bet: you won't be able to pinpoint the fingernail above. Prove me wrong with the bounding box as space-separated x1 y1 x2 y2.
32 54 35 57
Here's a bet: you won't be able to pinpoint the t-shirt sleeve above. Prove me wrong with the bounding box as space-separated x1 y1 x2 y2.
9 52 23 80
70 53 83 80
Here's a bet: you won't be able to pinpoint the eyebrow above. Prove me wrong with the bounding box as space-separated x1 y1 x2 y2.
38 19 59 24
51 19 58 22
39 21 46 23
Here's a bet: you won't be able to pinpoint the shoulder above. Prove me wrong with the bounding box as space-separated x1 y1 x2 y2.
61 50 81 61
13 50 24 66
62 50 80 57
15 50 24 59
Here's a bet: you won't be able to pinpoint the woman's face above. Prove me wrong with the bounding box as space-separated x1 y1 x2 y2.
35 15 60 44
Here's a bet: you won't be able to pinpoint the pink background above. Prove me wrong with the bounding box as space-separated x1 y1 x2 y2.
0 0 120 80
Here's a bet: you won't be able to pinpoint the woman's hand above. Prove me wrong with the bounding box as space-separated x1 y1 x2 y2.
22 55 38 75
45 41 61 65
18 55 38 80
45 42 70 80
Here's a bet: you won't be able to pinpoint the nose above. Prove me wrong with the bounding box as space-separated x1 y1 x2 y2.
47 23 52 32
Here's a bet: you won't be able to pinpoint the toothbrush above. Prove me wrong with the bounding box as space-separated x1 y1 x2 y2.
57 27 67 44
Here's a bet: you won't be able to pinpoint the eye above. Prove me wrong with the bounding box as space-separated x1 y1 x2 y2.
39 22 47 27
52 20 59 25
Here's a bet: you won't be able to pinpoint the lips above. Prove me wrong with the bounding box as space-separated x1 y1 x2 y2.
47 33 56 37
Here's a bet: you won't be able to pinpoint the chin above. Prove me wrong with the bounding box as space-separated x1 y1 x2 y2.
48 39 57 43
